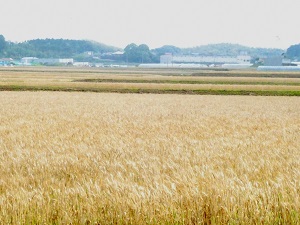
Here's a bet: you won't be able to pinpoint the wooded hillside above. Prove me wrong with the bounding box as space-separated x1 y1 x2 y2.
1 38 120 58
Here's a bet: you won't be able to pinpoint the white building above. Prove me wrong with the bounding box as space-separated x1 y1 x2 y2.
160 54 173 64
58 58 74 64
35 58 74 64
21 57 73 65
73 62 90 67
112 51 124 55
84 51 94 56
21 57 38 65
237 55 251 64
160 54 251 65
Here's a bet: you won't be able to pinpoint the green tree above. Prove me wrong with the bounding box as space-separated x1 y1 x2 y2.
124 43 138 63
137 44 152 63
124 43 153 63
0 35 6 55
153 45 182 56
286 44 300 60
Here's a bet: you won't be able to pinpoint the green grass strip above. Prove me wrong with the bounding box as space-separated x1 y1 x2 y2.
73 78 300 86
1 85 300 96
191 72 300 78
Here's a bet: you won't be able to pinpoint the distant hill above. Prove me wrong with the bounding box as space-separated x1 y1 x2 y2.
0 34 288 63
286 43 300 60
153 43 284 58
4 38 121 59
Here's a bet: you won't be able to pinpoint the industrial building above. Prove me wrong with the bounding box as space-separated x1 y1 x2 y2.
160 53 173 64
35 58 74 65
263 56 292 66
257 66 300 71
21 57 73 65
0 58 14 66
21 57 38 65
160 54 251 65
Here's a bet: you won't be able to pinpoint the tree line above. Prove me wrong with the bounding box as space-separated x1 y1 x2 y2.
286 44 300 60
0 35 120 59
1 34 295 63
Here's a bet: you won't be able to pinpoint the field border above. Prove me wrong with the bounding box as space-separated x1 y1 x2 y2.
73 78 300 86
1 85 300 96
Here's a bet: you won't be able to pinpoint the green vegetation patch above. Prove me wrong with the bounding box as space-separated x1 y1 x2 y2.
191 72 300 78
73 78 300 86
1 85 300 96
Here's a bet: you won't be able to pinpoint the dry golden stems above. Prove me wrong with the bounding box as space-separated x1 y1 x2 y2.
0 92 300 224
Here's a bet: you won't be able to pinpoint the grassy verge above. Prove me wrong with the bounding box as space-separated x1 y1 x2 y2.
73 78 300 86
191 72 300 78
3 67 300 78
1 85 300 96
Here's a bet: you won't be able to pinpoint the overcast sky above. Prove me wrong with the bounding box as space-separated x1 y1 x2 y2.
0 0 299 49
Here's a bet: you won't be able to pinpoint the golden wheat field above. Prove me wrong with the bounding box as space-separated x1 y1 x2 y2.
0 91 300 224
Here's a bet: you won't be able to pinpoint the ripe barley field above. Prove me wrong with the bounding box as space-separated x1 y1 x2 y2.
0 91 300 224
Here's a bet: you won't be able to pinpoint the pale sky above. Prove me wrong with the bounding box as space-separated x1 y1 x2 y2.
1 0 299 49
